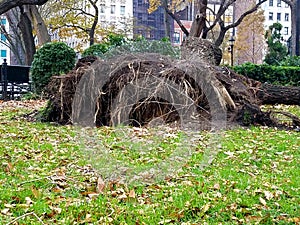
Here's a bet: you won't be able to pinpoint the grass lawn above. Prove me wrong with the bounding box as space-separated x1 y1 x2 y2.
0 100 299 224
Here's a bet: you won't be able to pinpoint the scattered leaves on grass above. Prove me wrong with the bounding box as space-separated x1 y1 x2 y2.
0 101 299 224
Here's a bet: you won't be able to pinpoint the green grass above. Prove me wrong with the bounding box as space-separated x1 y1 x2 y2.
0 101 299 224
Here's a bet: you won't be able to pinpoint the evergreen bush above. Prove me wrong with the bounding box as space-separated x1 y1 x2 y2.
31 42 76 94
233 62 300 86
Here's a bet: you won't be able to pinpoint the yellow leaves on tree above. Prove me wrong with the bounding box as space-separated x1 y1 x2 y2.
148 0 192 14
235 4 266 64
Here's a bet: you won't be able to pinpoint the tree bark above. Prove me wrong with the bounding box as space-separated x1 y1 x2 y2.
29 5 50 46
18 6 35 65
189 0 207 38
162 0 171 39
0 0 49 15
88 0 99 46
257 84 300 106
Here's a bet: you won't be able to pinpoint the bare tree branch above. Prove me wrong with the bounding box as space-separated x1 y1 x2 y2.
0 0 49 15
164 6 189 36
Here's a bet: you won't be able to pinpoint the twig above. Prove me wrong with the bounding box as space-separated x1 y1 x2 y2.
6 211 45 225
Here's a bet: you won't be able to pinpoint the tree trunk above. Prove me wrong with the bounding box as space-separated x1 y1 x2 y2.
88 0 99 46
162 0 171 39
29 5 50 46
189 0 207 38
258 84 300 106
18 6 35 65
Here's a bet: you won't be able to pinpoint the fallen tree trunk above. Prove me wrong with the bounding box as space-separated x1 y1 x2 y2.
257 84 300 106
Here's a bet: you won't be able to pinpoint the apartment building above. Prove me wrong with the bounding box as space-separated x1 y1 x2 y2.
0 16 10 64
49 0 134 50
260 0 291 42
99 0 133 36
133 0 173 40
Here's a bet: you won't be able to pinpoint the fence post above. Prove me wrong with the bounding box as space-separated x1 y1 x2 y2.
1 59 8 100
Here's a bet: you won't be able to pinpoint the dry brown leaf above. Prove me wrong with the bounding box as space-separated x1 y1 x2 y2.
96 177 105 193
129 189 136 198
213 183 220 190
1 208 10 215
25 196 33 205
4 162 13 173
31 186 41 198
263 190 274 200
259 197 267 206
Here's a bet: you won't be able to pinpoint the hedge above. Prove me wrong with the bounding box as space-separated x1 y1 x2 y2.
233 63 300 86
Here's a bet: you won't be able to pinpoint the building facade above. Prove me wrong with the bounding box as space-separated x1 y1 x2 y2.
260 0 291 42
99 0 133 37
133 0 174 40
0 16 10 64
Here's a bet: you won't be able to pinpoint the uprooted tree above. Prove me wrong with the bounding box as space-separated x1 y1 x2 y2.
36 0 299 130
42 37 300 130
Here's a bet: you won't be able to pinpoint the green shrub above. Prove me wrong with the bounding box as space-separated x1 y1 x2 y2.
31 42 76 94
82 43 109 57
233 62 300 86
280 56 300 67
82 33 126 57
104 38 180 59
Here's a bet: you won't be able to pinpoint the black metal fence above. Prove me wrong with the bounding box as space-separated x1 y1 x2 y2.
0 59 32 100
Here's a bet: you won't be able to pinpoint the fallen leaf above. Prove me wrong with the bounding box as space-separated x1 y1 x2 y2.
31 186 41 198
213 183 220 190
129 189 136 198
263 190 273 200
1 208 10 215
259 197 267 206
96 177 105 193
4 162 13 173
25 196 33 205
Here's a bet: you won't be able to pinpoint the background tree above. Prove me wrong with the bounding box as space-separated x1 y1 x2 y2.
0 5 50 65
264 22 288 65
43 0 101 49
235 7 265 64
149 0 269 47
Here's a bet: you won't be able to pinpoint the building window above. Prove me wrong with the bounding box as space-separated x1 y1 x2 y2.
277 0 281 7
120 6 125 15
1 50 7 57
100 4 105 13
1 33 6 41
0 18 6 25
277 13 281 21
110 5 115 14
269 12 273 20
285 13 289 21
173 32 180 44
284 27 289 35
269 0 273 6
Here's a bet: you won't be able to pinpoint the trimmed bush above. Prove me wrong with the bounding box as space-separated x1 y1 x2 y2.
233 62 300 86
31 42 76 94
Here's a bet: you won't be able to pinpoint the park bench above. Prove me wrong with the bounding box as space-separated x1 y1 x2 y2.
0 59 32 100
